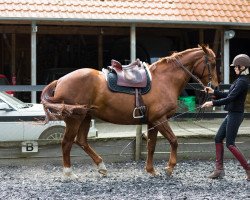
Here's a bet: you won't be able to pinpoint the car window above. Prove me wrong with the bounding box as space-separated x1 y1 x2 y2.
0 92 28 109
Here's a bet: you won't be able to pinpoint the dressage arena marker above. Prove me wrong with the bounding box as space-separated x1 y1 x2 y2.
21 141 38 153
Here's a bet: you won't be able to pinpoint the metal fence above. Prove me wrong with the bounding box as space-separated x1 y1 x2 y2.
1 83 250 92
1 83 250 117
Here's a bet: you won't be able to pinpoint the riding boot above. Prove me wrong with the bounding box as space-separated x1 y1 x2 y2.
208 143 225 179
228 145 250 181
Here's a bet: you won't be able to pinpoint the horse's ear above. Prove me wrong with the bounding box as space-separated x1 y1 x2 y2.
199 44 209 54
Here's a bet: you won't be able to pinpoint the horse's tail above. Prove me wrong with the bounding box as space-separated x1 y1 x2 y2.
41 80 58 104
41 80 89 122
41 80 61 122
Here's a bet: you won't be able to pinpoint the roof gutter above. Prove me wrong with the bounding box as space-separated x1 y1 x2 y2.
0 17 250 27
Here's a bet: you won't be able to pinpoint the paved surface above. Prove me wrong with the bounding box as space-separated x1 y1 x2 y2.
95 118 250 139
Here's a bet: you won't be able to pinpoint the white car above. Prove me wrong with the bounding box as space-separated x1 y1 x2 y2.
0 91 65 142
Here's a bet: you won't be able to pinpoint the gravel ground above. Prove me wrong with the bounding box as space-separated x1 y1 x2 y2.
0 159 249 200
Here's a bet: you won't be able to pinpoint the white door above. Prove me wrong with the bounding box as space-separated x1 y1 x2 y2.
0 100 24 141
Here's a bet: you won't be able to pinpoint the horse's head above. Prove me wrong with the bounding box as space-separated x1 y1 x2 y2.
192 44 219 88
151 45 219 90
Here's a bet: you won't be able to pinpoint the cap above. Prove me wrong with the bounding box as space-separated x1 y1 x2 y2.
230 54 250 67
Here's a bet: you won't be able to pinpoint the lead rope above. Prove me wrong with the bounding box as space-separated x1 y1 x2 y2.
120 56 212 156
119 104 205 157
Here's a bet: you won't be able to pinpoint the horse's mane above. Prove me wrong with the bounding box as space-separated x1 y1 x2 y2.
150 44 211 69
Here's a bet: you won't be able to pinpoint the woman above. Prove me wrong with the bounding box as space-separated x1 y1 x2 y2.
202 54 250 181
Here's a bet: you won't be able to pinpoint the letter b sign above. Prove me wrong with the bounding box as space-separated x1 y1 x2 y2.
21 141 38 153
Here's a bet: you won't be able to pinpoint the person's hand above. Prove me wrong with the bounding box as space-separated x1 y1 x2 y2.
201 101 213 108
203 87 214 94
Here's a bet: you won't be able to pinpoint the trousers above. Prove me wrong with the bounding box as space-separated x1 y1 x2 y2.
215 112 244 147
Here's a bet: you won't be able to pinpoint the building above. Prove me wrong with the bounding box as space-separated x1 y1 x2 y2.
0 0 249 102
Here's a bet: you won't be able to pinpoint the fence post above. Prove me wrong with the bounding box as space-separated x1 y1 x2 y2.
135 125 142 161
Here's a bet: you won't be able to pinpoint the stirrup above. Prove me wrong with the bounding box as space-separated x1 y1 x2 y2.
133 107 144 119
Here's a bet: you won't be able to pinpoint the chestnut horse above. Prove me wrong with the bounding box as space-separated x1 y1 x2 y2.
41 45 218 179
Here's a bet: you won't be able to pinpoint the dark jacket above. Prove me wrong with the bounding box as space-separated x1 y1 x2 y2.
212 75 249 113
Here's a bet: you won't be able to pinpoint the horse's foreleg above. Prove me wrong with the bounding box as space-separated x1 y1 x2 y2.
157 121 178 176
75 116 107 176
145 124 158 176
62 118 82 179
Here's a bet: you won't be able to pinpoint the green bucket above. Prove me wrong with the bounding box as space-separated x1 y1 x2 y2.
178 96 196 112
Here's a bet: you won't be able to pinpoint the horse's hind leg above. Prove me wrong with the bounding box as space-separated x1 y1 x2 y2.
145 123 159 176
157 120 178 176
75 116 107 176
62 117 82 179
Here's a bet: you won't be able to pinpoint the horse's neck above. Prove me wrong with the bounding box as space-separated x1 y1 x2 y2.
152 49 203 97
150 63 189 98
179 49 204 67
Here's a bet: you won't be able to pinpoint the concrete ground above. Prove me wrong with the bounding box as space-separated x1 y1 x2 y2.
0 118 249 162
95 118 250 138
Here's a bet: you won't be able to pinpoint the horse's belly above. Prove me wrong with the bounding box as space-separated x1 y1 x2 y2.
93 109 139 125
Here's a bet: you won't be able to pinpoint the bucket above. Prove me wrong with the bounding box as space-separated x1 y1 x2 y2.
178 96 196 112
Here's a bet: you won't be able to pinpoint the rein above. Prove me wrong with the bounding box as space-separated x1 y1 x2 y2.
175 55 212 118
174 58 205 88
119 105 204 157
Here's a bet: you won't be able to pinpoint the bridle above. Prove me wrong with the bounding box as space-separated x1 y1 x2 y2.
175 54 214 119
174 54 212 89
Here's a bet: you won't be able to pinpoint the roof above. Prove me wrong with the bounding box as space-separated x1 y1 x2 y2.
0 0 250 26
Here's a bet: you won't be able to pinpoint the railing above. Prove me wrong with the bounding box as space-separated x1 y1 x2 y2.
1 83 250 92
0 85 45 92
1 83 250 119
185 83 250 90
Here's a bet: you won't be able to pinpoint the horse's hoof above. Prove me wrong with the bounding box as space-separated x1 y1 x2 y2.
97 162 107 176
149 170 159 177
63 167 78 180
146 168 159 176
165 166 173 176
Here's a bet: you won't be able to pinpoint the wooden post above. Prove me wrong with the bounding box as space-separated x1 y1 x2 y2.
31 21 37 103
223 30 235 84
130 24 142 161
98 30 103 70
135 124 142 161
130 24 136 62
213 29 220 56
199 29 204 44
220 30 225 83
223 30 230 84
11 33 16 77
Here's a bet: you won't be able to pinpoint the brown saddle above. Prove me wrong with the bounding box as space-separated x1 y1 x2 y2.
109 59 147 88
